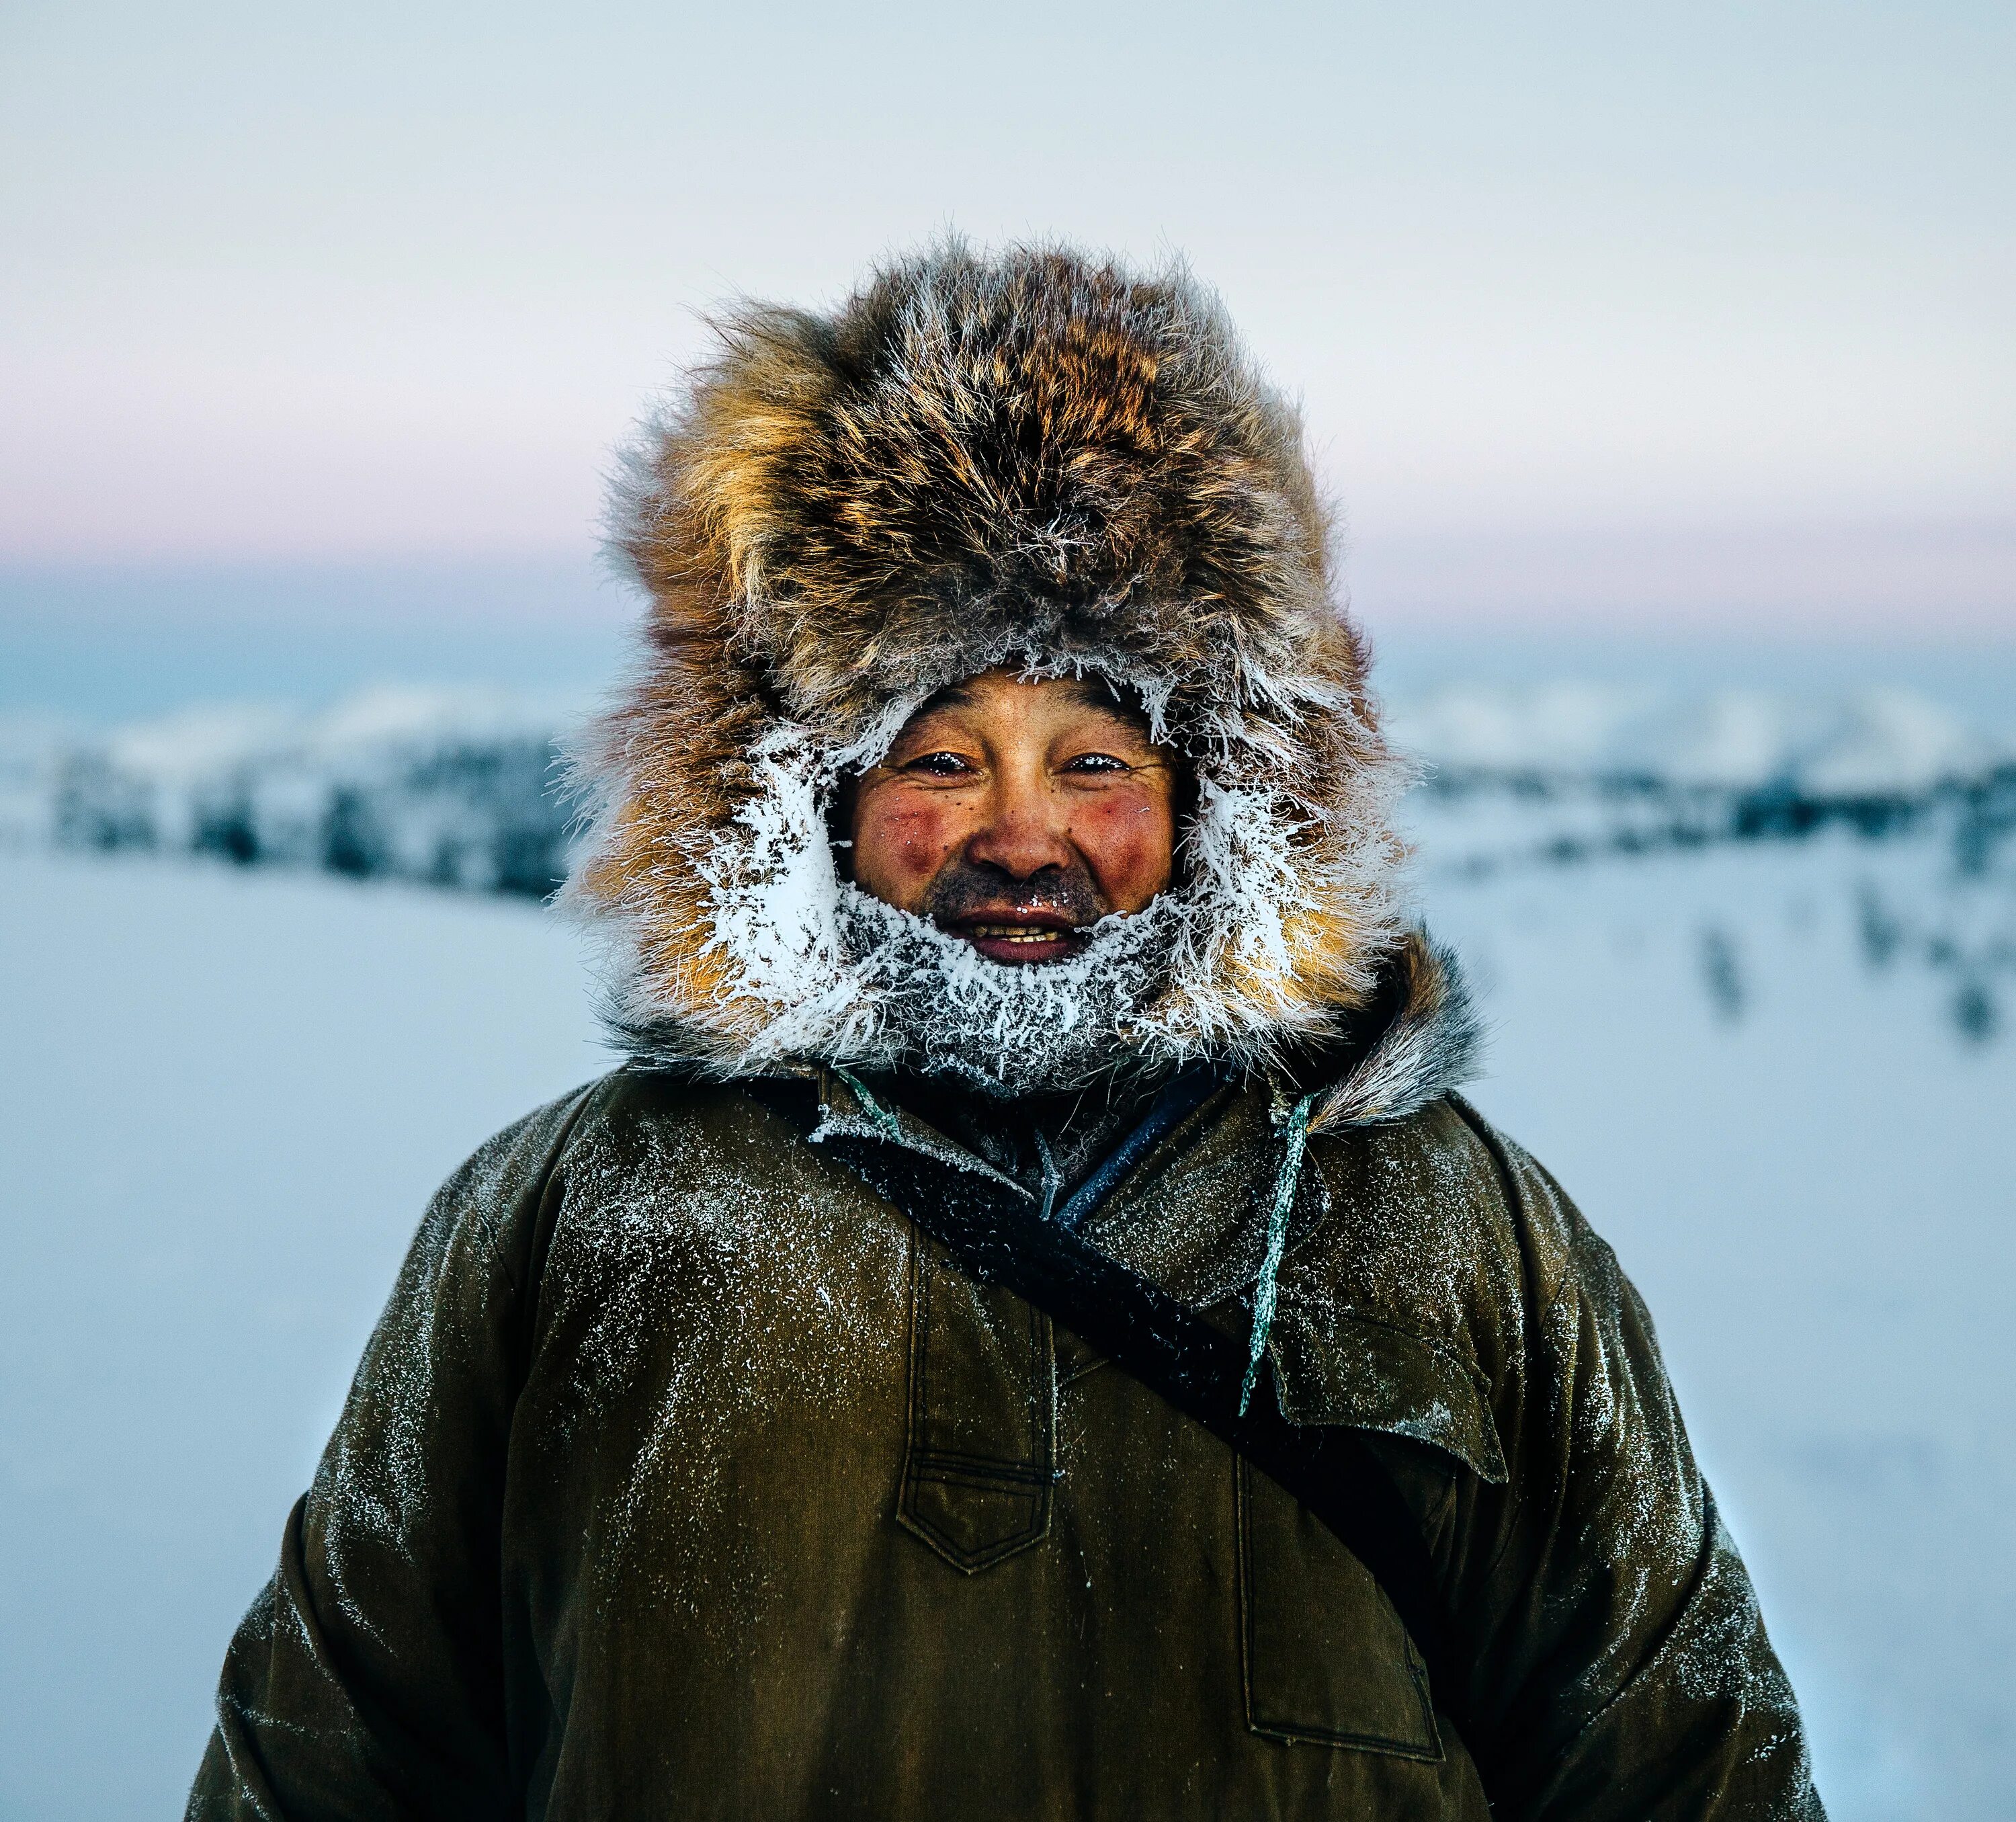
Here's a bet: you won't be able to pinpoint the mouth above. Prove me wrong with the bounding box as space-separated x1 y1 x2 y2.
943 911 1091 965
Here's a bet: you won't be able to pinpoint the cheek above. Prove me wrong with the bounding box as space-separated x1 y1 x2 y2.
1072 790 1175 911
851 792 964 911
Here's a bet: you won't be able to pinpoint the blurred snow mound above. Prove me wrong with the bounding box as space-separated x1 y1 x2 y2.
1383 681 1649 777
15 684 583 897
1386 681 2013 796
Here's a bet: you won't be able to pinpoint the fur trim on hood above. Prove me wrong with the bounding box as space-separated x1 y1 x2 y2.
569 239 1476 1122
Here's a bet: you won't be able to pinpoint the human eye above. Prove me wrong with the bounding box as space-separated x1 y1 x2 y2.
904 750 976 778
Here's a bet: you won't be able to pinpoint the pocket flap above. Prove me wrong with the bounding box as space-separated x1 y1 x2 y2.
1267 1304 1507 1485
897 1243 1057 1573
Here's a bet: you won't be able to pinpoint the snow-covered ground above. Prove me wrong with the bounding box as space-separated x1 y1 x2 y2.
3 810 2012 1816
0 854 611 1821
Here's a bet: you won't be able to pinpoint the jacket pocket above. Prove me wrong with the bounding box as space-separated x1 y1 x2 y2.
1236 1458 1443 1759
897 1242 1056 1573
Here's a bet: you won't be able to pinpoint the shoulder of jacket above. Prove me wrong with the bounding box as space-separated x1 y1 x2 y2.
1288 1095 1587 1380
1303 1095 1518 1259
544 1065 808 1163
413 1069 768 1281
420 1074 618 1252
1439 1093 1593 1311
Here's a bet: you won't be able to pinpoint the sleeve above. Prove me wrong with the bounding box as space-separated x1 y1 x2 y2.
1441 1116 1824 1821
185 1086 597 1821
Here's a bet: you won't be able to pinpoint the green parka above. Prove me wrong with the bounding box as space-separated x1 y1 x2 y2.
189 1057 1819 1819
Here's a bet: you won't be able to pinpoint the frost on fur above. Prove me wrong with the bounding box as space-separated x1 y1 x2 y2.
584 651 1414 1090
569 241 1432 1090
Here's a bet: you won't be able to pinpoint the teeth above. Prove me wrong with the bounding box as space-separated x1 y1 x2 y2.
968 924 1068 943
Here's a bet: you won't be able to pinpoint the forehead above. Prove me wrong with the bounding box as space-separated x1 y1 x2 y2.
905 669 1147 731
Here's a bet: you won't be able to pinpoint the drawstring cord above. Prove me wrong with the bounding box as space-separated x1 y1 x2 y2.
833 1067 904 1141
1033 1128 1063 1224
1239 1090 1320 1417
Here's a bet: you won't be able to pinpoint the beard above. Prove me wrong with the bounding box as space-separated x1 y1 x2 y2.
833 876 1177 1098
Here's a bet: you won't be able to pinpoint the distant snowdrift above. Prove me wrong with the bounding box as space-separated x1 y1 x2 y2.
1390 681 2016 1043
1388 680 2011 792
1 685 581 898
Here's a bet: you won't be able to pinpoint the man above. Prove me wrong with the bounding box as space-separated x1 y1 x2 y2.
191 244 1821 1818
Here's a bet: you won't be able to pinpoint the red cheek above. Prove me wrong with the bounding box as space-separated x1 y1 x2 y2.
891 804 954 858
854 794 964 909
1068 792 1174 910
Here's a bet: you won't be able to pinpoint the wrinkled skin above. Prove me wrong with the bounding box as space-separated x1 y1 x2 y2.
848 669 1179 966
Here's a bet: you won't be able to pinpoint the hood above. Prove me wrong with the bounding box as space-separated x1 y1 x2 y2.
569 239 1474 1120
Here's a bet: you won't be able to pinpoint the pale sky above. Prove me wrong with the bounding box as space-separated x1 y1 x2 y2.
3 1 2011 628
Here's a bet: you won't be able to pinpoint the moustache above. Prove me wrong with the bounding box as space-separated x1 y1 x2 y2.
921 862 1103 931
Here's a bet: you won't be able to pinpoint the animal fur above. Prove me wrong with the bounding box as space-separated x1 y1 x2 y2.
570 239 1475 1118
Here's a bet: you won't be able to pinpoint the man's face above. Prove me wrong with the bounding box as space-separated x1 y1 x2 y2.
847 669 1179 965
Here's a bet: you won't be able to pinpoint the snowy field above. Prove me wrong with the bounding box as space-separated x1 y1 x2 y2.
1 831 2011 1819
0 855 612 1821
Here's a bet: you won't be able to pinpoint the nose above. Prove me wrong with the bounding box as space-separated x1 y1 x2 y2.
962 770 1077 884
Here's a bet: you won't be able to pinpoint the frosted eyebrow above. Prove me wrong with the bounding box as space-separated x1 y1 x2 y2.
1056 678 1136 716
917 683 977 714
1063 693 1163 753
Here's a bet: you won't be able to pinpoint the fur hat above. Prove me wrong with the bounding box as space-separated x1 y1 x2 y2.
571 240 1475 1120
